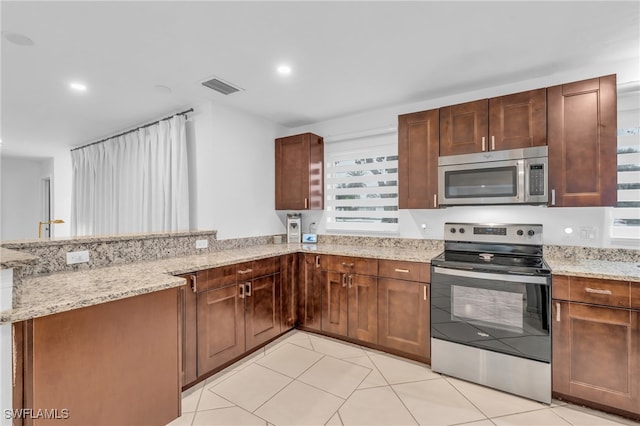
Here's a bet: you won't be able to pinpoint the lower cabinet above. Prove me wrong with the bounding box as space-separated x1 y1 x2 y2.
321 256 378 344
552 275 639 418
297 253 322 330
377 260 430 361
183 256 285 387
197 283 246 374
179 278 198 386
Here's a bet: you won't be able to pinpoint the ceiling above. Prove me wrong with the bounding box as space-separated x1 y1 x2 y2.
1 1 639 158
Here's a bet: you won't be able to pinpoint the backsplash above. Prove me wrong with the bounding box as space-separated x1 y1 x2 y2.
1 231 218 277
544 245 640 263
317 234 444 251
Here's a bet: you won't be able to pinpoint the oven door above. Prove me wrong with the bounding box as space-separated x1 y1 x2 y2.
430 266 550 363
438 159 524 205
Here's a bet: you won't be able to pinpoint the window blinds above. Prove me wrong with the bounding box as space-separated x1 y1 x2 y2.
324 132 399 233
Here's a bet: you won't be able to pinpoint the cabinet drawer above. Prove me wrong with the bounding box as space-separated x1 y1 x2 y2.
236 257 280 280
323 255 377 275
553 275 630 308
378 260 430 282
201 265 237 292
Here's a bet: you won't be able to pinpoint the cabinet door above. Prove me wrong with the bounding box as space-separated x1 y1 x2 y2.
548 75 617 207
197 285 245 375
245 274 282 350
322 271 348 336
347 274 378 344
275 133 324 210
179 279 198 386
440 99 489 156
378 278 430 359
398 109 440 209
298 253 322 330
489 88 546 151
281 254 297 330
552 301 639 415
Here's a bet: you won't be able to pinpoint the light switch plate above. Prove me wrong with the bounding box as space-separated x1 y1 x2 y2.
195 239 208 249
66 250 90 265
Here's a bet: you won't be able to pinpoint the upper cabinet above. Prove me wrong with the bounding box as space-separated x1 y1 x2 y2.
275 133 324 210
439 89 547 156
548 74 617 207
398 109 440 209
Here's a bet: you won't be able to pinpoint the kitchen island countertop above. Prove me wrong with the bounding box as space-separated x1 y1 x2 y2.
0 243 442 324
2 242 639 324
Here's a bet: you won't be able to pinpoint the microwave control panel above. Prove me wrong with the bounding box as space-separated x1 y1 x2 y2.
529 164 545 196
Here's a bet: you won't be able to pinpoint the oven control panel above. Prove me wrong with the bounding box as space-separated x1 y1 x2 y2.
445 223 543 245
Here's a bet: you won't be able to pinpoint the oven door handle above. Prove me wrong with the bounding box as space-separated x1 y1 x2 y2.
432 266 549 285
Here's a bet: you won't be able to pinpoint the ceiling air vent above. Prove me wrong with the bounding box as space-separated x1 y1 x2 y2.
201 77 241 95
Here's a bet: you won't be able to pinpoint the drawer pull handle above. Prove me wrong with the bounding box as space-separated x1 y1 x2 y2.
585 288 612 295
341 262 355 268
238 269 252 275
556 302 561 322
394 268 410 273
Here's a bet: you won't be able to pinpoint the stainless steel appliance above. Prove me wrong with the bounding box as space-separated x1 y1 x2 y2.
286 213 302 243
430 222 552 403
438 146 548 206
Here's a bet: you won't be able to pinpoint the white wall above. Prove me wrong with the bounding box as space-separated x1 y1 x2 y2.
0 156 51 240
288 58 640 248
190 101 288 239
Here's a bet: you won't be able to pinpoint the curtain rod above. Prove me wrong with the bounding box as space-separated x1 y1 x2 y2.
70 108 194 152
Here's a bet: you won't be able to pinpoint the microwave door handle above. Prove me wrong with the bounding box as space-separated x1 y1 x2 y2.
517 160 525 201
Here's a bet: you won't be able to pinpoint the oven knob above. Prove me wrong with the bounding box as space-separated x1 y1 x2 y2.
450 227 456 234
528 230 535 236
517 229 524 236
459 228 465 234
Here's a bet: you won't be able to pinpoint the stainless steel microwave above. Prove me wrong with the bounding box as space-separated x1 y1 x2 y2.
438 146 548 206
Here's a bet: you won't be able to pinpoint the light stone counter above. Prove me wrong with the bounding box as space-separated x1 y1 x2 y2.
0 243 442 324
0 247 39 269
546 258 640 282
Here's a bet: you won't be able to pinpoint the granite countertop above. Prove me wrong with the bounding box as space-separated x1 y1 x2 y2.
2 242 638 324
0 247 39 269
0 243 442 324
546 257 640 282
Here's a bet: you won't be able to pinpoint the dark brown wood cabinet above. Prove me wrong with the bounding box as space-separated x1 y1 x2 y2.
179 276 198 387
489 88 547 151
552 275 639 418
14 289 181 426
321 256 378 344
297 253 322 331
243 263 282 350
197 277 245 375
398 108 440 209
275 133 324 210
194 257 283 379
377 260 430 361
281 253 298 329
439 99 489 156
548 74 617 207
439 89 547 156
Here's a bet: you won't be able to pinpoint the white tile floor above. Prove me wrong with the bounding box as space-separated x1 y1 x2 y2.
168 330 638 426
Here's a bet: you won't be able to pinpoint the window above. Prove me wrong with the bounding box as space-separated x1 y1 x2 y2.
325 132 399 233
612 84 640 242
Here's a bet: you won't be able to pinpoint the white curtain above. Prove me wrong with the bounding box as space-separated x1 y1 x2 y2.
71 115 190 236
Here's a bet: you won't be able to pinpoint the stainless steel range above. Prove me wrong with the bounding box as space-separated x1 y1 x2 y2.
430 223 552 403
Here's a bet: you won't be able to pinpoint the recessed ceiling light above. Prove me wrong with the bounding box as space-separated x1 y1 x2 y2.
277 64 292 75
2 31 34 46
70 82 87 92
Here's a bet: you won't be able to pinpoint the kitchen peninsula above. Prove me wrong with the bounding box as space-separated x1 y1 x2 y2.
1 231 639 425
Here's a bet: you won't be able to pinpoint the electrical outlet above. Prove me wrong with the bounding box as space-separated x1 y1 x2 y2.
66 250 90 265
195 239 208 249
